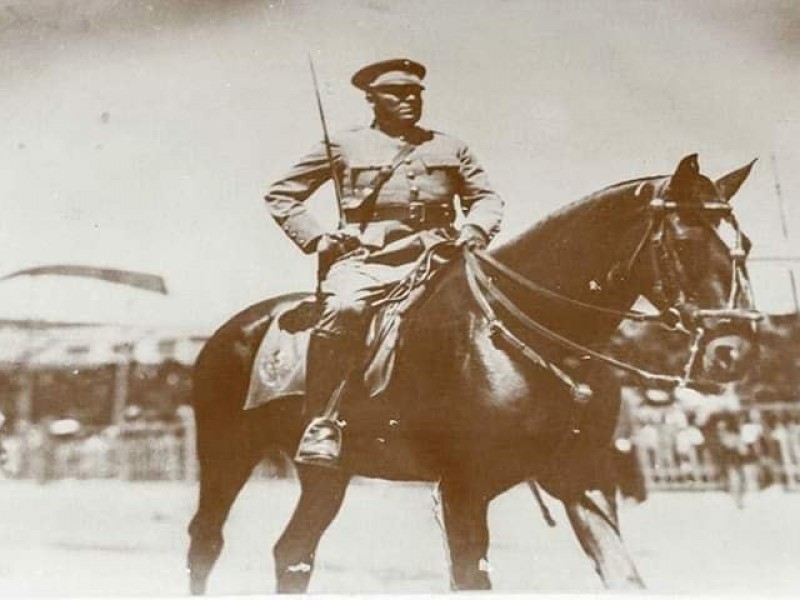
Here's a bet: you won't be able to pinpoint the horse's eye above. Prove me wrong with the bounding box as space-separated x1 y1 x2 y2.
672 227 706 250
674 238 705 260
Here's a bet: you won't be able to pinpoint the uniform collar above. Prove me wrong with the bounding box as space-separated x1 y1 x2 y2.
370 122 432 144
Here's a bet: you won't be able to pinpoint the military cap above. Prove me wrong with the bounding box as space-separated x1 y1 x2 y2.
351 58 426 91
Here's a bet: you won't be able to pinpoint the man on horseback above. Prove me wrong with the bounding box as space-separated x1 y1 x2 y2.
265 58 504 466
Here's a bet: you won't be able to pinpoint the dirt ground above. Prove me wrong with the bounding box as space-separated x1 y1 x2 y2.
0 477 797 596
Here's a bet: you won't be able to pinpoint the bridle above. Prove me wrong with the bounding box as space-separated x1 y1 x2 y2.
463 182 763 402
622 183 761 379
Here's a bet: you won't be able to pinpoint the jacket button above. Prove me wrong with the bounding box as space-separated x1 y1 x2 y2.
404 158 413 165
406 171 415 179
410 185 419 194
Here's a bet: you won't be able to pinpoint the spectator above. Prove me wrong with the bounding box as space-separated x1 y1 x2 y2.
711 412 747 509
614 385 647 502
675 414 705 482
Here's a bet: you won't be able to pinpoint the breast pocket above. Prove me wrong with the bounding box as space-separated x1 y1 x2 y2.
419 155 461 198
346 162 390 208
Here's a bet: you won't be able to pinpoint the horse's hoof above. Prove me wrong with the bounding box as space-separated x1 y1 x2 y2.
276 574 312 594
189 581 207 596
276 563 313 594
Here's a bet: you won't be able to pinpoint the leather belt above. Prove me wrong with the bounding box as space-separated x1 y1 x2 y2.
344 202 456 228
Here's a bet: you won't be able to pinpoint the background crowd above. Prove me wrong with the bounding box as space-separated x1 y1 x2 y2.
0 314 798 494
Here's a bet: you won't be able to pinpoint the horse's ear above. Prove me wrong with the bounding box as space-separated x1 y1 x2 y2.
670 153 700 197
716 159 757 202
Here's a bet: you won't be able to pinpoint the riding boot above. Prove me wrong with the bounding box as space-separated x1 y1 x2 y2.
295 332 358 467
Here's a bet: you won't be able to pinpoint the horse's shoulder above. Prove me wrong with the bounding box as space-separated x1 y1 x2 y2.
398 262 472 350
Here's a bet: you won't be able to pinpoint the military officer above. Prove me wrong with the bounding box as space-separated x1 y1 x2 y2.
265 58 504 466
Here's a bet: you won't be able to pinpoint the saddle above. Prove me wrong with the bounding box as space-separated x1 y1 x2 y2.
244 243 456 411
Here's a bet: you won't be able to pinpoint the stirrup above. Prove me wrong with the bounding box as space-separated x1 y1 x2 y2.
294 416 342 468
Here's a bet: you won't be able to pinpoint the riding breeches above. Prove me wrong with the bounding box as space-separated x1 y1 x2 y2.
315 251 420 338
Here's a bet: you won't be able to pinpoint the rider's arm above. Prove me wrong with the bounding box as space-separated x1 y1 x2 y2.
455 142 504 243
264 140 343 253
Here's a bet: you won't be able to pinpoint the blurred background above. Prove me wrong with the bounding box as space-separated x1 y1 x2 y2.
1 0 799 595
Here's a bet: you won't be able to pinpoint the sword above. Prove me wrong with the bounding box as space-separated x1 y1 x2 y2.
0 411 7 477
308 56 355 284
308 55 344 224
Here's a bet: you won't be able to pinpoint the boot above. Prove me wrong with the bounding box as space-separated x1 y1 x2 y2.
295 333 357 467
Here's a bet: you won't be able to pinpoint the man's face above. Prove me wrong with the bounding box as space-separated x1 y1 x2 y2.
368 84 423 127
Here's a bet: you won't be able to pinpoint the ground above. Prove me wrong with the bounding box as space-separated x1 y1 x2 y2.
0 477 797 596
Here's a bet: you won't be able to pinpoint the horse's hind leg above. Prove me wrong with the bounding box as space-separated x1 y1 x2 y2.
187 445 261 595
273 466 350 593
564 489 645 589
435 479 492 591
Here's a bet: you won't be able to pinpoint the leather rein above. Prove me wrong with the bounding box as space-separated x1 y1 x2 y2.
463 192 762 401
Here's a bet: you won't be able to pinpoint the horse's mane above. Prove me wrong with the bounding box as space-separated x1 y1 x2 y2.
494 175 665 260
408 172 669 341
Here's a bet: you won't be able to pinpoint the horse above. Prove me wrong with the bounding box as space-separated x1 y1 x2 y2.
187 154 759 593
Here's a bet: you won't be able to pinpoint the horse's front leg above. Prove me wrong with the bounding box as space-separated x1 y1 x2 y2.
435 478 492 591
564 489 645 589
273 466 350 593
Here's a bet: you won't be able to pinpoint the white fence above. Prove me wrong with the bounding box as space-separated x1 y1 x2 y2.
1 406 289 482
3 404 800 491
634 403 800 492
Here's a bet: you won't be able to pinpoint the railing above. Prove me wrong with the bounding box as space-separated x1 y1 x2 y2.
633 403 800 492
0 406 290 482
2 421 188 482
3 403 800 491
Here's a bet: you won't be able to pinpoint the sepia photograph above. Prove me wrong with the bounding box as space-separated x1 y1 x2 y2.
1 0 799 595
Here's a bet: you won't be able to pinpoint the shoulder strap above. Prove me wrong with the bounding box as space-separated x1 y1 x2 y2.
357 142 416 231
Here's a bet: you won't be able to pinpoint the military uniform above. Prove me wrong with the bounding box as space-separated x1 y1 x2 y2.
266 125 503 336
264 58 503 465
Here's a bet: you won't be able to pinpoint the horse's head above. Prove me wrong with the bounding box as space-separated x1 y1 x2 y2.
638 154 761 383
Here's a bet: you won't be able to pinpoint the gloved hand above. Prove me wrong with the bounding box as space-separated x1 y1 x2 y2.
315 231 361 260
456 224 489 251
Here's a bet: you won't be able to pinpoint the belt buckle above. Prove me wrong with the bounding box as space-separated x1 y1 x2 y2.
409 201 426 226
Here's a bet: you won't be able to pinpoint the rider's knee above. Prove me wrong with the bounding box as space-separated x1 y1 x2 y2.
316 294 369 337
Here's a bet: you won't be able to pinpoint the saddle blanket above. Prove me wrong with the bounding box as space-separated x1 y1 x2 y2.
244 244 455 411
243 295 406 410
243 302 312 410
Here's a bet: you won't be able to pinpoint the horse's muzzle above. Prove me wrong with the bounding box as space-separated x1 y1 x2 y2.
700 329 757 383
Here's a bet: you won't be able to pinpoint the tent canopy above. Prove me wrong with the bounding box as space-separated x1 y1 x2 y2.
0 271 206 329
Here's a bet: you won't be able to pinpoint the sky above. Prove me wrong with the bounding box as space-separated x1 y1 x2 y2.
1 0 799 329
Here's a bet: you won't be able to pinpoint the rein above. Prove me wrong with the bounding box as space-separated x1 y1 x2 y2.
471 248 677 329
463 194 762 398
464 249 687 391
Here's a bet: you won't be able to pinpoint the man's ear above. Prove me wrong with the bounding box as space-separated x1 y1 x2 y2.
365 91 376 108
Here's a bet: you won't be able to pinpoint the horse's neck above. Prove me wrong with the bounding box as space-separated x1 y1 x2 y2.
489 182 653 345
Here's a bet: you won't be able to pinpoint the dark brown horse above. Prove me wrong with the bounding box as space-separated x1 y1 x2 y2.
187 154 758 593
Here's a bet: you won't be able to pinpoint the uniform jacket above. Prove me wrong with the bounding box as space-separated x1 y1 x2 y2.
265 125 504 256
